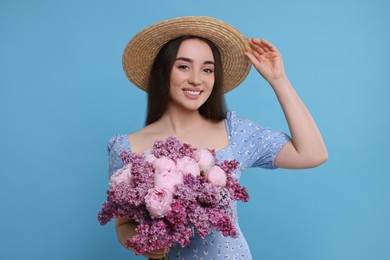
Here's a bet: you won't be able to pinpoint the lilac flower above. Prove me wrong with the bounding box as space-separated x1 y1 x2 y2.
170 223 193 246
127 221 171 255
173 184 197 207
220 160 250 202
165 200 188 226
197 183 220 206
187 205 210 238
153 136 195 160
207 208 238 238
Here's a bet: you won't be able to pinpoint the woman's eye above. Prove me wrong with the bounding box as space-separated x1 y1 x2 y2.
178 65 189 70
204 68 214 73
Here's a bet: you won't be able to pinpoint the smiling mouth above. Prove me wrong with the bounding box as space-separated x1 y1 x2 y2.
184 90 201 95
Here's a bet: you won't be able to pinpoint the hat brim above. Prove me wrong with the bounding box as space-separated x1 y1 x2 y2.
122 16 252 93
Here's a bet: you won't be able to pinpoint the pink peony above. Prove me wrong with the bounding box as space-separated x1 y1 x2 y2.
142 149 158 164
205 165 227 188
176 156 200 177
194 149 215 172
154 169 184 192
153 156 176 173
109 163 132 187
145 186 173 218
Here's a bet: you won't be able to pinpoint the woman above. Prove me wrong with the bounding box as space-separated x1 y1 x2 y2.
108 16 327 259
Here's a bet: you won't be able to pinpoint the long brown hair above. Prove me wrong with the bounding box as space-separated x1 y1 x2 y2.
145 36 227 125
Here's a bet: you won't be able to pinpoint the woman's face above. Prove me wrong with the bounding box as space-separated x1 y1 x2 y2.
168 39 215 111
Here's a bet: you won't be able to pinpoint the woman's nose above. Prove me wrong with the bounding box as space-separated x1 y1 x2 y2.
188 71 201 86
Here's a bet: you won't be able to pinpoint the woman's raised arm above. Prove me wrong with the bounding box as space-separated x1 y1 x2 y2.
245 38 328 169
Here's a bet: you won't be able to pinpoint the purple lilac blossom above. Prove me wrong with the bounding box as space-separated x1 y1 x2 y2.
153 136 195 161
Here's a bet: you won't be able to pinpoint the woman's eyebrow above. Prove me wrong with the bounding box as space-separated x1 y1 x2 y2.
176 57 215 65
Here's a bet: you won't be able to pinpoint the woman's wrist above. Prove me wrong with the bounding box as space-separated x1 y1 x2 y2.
268 75 291 91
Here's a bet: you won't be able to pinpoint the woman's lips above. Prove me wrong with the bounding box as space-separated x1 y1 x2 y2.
183 89 202 99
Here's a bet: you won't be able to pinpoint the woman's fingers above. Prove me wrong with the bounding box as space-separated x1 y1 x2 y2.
248 38 279 55
260 38 279 52
248 38 266 54
142 247 170 259
244 37 285 81
244 51 259 66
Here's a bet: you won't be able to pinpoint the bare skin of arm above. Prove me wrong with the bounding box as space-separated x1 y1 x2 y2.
244 38 328 169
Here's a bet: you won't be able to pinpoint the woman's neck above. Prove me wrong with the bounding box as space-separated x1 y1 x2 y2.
160 108 206 134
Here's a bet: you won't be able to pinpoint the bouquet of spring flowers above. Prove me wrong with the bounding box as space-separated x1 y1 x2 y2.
98 137 249 257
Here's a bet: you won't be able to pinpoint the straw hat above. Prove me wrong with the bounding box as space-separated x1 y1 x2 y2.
122 16 252 93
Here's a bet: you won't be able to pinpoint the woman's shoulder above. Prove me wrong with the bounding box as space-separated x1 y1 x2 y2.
108 123 158 153
225 110 263 133
128 125 163 154
107 134 130 154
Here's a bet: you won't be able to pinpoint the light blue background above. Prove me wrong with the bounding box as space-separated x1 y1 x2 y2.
1 0 389 259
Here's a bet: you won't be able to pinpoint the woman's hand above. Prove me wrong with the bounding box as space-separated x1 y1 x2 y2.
141 247 169 259
244 38 286 82
115 217 169 259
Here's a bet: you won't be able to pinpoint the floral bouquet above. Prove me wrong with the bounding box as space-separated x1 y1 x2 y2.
98 137 249 258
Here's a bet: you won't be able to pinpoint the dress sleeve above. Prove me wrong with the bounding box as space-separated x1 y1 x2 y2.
226 111 291 170
107 134 127 177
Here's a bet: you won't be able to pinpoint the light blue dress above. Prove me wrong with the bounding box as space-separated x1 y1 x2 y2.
107 111 290 259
